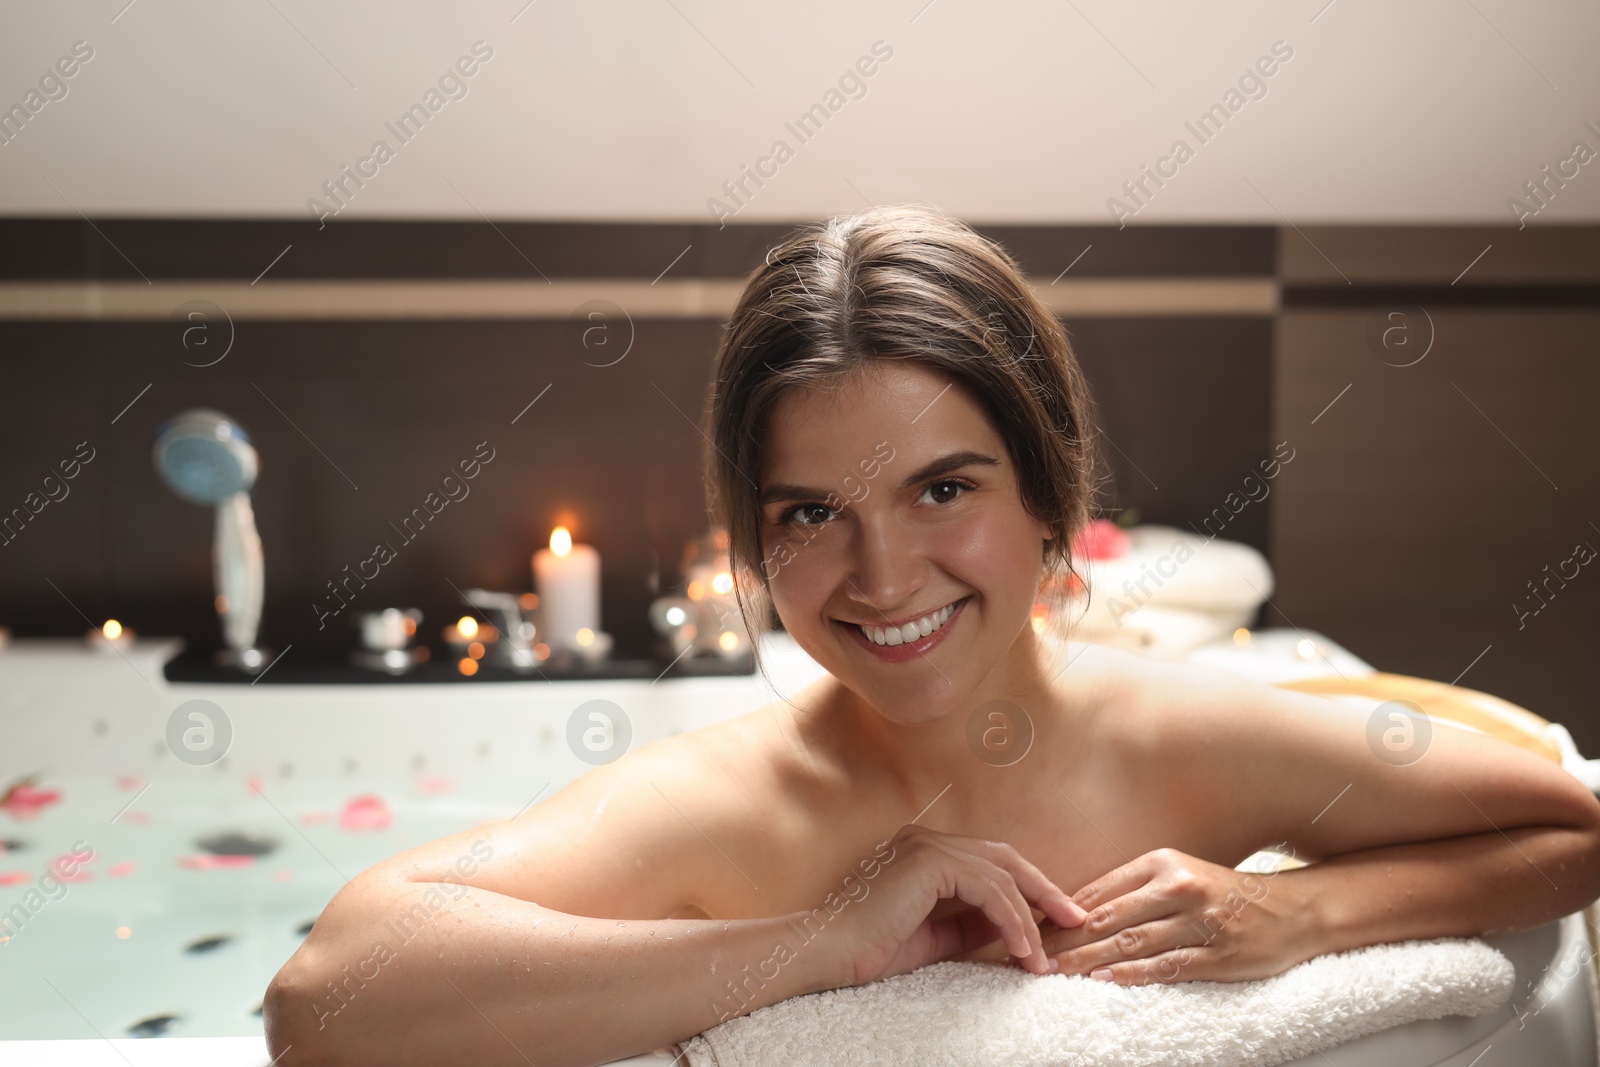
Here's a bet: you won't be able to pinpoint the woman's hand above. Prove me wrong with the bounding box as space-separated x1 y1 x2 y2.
831 824 1090 987
1037 847 1321 985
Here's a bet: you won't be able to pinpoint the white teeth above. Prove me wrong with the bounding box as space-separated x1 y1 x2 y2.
859 600 958 646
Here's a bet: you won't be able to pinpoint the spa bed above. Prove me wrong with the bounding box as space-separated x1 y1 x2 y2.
0 630 1595 1066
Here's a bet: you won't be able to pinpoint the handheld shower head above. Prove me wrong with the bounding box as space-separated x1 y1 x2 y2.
153 409 268 670
153 409 258 504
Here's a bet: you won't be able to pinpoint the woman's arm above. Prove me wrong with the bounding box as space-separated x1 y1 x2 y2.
264 735 845 1067
1036 659 1600 983
264 866 838 1067
1283 821 1600 956
1167 661 1600 945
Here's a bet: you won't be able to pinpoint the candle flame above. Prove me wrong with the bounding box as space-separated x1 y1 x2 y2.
102 619 122 640
456 616 479 639
550 526 572 556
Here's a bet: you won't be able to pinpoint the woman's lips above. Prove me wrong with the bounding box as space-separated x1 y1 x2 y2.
838 596 970 663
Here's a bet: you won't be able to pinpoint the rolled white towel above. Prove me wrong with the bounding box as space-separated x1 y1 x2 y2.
677 937 1513 1067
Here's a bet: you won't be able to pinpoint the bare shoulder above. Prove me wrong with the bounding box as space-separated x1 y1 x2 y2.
1054 643 1307 863
1058 640 1190 752
375 692 807 923
1064 641 1284 746
1076 647 1600 864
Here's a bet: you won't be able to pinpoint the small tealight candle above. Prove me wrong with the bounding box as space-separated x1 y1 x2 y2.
570 626 614 666
443 615 496 659
88 619 134 651
533 525 601 653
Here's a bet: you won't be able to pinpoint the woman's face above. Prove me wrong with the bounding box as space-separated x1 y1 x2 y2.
757 360 1055 726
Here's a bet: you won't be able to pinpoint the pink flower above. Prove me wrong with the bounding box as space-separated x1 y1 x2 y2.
1070 518 1131 560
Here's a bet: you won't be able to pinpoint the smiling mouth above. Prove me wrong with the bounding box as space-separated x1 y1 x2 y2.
844 596 968 647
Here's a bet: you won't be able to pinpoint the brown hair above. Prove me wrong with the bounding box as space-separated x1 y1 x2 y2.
701 204 1105 674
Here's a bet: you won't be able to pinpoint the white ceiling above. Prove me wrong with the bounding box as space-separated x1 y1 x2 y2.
1 0 1596 223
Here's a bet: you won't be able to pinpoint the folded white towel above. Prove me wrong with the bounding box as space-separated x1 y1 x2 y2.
676 937 1513 1067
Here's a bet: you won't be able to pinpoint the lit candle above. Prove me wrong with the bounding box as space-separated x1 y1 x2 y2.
441 614 496 664
533 526 601 653
87 619 134 651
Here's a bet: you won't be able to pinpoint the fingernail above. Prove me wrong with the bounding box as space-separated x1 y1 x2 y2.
1090 968 1114 982
1048 958 1060 973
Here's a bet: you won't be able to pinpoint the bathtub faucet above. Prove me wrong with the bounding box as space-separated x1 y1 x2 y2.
461 588 539 672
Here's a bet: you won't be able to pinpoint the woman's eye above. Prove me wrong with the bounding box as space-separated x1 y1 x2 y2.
778 503 835 529
920 478 976 506
775 478 974 527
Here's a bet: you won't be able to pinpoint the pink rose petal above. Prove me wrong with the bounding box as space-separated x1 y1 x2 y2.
116 775 145 791
419 776 454 795
108 860 137 878
178 854 256 870
5 786 62 806
1 786 62 819
0 871 30 886
51 852 95 881
339 794 392 832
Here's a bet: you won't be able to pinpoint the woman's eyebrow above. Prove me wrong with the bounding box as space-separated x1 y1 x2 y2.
759 451 999 506
897 450 1000 489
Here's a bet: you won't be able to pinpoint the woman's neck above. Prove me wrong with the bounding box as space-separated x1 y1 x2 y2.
821 624 1088 818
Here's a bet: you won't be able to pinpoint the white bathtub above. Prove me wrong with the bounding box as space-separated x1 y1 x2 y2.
0 630 1593 1066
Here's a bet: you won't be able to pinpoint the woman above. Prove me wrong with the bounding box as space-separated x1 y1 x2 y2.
265 205 1600 1067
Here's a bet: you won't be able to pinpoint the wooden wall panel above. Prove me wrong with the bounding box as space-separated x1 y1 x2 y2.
1272 308 1600 747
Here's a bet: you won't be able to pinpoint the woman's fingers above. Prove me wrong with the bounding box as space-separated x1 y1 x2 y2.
921 836 1064 973
933 831 1087 930
1052 912 1195 976
944 860 1054 973
846 824 1085 984
1044 881 1176 955
990 844 1089 929
1070 848 1168 913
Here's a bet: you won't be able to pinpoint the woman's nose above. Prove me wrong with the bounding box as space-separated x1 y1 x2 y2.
843 512 927 613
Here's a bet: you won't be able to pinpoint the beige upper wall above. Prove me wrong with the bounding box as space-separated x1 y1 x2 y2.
1 0 1597 224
